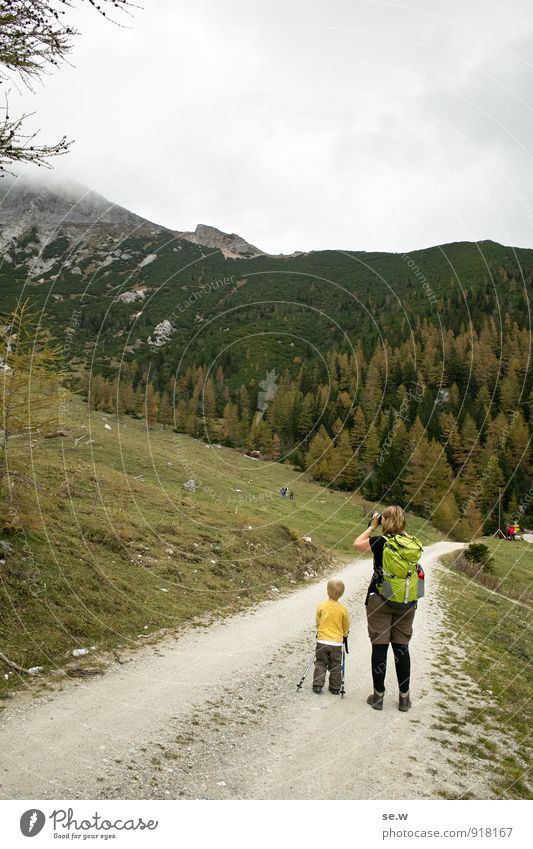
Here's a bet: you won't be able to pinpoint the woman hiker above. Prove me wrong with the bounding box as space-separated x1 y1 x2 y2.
353 505 419 712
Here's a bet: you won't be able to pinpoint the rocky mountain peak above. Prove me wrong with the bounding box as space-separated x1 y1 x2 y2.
0 175 265 259
179 223 264 258
0 174 167 252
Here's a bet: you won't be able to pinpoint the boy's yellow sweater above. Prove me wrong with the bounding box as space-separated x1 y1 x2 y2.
316 599 350 644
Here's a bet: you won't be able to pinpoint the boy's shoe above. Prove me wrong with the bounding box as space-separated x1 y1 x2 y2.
312 685 323 694
366 691 384 710
328 687 340 695
399 692 411 712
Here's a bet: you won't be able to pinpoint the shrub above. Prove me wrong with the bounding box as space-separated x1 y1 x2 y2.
464 542 494 573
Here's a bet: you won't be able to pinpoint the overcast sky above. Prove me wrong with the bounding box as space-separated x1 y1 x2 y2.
11 0 533 253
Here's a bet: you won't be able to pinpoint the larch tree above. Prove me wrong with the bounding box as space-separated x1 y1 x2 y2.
0 0 134 172
305 425 333 482
144 383 159 429
158 393 174 429
335 429 359 490
506 411 531 472
404 435 454 515
499 370 520 415
202 377 216 420
431 493 461 538
222 401 240 446
349 407 366 451
360 423 380 474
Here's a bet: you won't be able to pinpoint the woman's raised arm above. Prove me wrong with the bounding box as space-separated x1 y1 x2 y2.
353 512 380 552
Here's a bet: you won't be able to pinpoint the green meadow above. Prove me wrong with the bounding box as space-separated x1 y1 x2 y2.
0 393 441 698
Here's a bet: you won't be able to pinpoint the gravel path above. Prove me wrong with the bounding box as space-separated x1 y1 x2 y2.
1 541 484 800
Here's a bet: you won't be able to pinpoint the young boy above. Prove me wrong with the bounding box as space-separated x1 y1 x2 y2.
313 579 349 694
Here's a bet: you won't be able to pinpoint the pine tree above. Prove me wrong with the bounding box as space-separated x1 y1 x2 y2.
373 417 408 504
298 393 316 441
439 412 462 468
475 451 505 531
456 414 481 467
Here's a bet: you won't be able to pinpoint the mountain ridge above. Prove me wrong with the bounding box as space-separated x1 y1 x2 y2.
1 175 529 259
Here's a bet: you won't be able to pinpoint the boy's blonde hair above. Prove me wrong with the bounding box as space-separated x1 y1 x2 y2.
327 579 345 600
381 505 406 536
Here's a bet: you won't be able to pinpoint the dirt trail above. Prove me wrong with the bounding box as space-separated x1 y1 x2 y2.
1 541 486 800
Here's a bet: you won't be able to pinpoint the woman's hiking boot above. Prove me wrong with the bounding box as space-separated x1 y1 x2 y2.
398 692 411 712
312 685 322 694
329 687 340 695
366 690 384 710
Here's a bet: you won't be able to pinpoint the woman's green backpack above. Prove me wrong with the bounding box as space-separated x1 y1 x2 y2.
377 533 424 609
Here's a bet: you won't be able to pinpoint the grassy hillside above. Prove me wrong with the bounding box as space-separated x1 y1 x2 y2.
438 541 532 798
0 393 441 699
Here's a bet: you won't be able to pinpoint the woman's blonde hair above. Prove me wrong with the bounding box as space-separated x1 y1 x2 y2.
381 505 406 536
327 579 345 600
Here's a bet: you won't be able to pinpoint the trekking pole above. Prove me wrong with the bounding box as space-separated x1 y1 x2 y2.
340 635 349 698
296 649 316 691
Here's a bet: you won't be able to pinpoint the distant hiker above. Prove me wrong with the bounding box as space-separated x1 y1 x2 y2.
353 506 424 712
312 579 350 695
506 524 515 540
289 490 294 500
279 486 288 497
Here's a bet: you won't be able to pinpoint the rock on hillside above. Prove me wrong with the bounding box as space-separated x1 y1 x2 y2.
178 223 265 258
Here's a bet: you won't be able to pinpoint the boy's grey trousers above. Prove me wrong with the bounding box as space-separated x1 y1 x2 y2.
313 642 342 690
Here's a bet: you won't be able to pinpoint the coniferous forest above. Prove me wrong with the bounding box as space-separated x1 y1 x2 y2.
85 312 532 540
2 205 531 540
